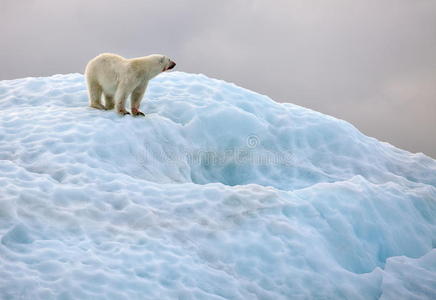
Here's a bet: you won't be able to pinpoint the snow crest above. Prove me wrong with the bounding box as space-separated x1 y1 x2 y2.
0 72 435 299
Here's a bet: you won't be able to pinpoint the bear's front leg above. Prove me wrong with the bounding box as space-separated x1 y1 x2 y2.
131 83 147 117
114 88 130 116
132 108 145 116
119 110 131 115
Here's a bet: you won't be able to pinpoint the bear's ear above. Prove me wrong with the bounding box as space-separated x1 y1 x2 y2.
159 56 165 64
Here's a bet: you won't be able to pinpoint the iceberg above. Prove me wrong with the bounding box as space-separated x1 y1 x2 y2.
0 72 435 299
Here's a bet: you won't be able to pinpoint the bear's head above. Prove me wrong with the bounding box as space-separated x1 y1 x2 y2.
148 54 176 78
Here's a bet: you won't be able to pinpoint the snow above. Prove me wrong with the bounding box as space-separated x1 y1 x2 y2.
0 72 435 299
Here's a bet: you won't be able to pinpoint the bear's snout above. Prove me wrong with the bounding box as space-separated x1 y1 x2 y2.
168 60 176 70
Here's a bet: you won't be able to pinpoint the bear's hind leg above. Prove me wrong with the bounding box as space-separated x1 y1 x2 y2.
104 94 115 110
88 81 105 110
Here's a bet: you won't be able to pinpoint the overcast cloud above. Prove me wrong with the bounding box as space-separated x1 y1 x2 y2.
1 0 435 157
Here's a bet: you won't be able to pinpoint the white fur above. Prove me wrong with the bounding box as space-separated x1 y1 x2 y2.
85 53 175 115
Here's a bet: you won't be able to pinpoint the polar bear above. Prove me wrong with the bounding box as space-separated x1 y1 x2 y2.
85 53 176 116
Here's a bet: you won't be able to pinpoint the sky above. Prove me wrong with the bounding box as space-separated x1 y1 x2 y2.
1 0 435 158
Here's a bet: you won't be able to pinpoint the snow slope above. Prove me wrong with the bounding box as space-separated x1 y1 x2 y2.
0 72 435 299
